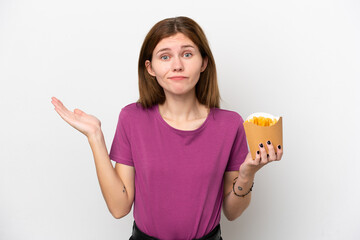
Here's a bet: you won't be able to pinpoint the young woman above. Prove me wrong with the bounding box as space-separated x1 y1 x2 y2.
51 16 283 240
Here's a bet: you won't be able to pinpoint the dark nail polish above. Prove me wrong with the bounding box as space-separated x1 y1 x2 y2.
267 140 271 145
267 154 269 158
259 143 264 148
278 145 281 149
257 151 260 155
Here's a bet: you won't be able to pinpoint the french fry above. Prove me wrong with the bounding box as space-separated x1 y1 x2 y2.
245 116 278 127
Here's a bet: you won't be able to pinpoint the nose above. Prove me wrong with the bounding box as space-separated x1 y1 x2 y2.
172 56 184 72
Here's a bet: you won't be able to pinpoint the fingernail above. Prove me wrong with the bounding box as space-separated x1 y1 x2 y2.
257 151 260 155
267 140 271 145
259 143 264 148
278 145 281 149
267 154 269 158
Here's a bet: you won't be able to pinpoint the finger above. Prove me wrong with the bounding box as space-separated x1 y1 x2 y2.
74 108 91 120
74 108 84 115
51 97 60 107
73 108 85 121
51 98 67 112
253 150 261 165
276 145 283 161
54 98 68 111
53 99 76 121
266 140 277 162
73 108 94 125
259 143 268 164
54 106 73 123
55 103 72 119
52 99 75 123
52 98 86 123
74 109 96 126
51 96 62 106
52 98 71 114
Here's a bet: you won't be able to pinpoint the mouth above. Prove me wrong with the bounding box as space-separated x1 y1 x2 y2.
169 76 188 80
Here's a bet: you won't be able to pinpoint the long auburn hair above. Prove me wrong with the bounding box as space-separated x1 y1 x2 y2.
137 16 221 109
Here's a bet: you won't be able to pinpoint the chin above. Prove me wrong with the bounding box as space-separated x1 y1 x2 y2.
165 88 194 97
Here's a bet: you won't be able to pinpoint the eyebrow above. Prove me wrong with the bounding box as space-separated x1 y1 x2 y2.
156 45 195 55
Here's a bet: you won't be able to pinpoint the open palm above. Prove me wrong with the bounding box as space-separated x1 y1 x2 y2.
51 97 101 137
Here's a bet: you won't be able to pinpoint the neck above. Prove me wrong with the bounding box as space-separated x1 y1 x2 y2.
158 93 209 122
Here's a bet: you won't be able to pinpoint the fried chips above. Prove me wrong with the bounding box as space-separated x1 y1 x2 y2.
245 116 278 127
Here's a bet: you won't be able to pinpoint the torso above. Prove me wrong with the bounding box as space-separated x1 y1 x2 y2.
109 102 248 239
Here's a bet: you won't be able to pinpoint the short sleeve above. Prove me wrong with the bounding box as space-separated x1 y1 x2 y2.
225 115 249 171
109 108 134 166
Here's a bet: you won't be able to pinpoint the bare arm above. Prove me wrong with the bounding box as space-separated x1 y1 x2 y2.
51 97 134 219
88 130 133 218
222 171 253 221
223 142 283 221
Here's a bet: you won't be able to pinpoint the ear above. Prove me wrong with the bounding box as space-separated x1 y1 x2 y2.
200 56 208 72
145 60 156 77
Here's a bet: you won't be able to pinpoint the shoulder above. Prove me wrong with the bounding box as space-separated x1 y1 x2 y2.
213 107 245 125
118 102 155 121
116 102 137 121
121 102 141 112
119 102 144 114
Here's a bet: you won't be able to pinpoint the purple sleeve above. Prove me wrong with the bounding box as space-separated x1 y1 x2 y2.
109 108 134 166
225 115 249 171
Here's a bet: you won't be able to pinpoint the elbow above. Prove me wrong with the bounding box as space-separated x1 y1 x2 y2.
223 208 236 222
111 211 128 219
223 205 248 222
112 212 124 219
223 194 252 221
111 207 131 219
225 213 237 222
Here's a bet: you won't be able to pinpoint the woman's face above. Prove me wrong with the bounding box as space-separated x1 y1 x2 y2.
145 32 208 98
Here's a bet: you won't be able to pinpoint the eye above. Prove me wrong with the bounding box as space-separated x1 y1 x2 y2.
161 55 169 60
184 52 192 58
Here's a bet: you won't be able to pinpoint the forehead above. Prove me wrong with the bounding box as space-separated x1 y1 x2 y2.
154 33 197 51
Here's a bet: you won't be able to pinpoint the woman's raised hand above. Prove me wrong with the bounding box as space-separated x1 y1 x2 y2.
51 97 101 138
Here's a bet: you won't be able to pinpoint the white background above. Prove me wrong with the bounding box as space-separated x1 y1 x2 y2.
1 0 359 239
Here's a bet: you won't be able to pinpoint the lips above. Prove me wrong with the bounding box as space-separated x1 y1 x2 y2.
169 76 187 80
